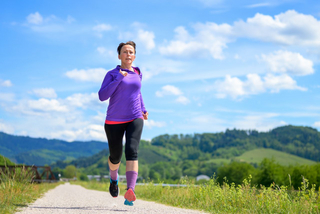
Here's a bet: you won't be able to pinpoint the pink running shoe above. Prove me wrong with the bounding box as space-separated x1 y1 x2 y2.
124 188 136 202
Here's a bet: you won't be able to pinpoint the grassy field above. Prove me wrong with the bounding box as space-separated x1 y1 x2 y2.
0 166 60 214
234 148 316 166
75 177 320 214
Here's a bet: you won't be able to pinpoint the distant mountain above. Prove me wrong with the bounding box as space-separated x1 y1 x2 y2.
1 125 319 171
0 132 107 165
50 125 320 182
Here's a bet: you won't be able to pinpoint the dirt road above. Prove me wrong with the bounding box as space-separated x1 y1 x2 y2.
16 183 209 214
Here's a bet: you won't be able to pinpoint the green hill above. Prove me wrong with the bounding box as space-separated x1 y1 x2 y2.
234 148 316 166
0 131 107 165
2 125 320 180
0 155 15 165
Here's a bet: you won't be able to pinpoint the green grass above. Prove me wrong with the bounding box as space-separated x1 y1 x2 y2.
0 165 60 213
0 155 15 165
74 177 320 214
234 148 316 166
206 158 231 165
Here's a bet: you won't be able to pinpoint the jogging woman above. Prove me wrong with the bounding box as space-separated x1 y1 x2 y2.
98 41 148 206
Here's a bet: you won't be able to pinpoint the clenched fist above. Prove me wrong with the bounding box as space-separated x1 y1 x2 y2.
119 69 128 76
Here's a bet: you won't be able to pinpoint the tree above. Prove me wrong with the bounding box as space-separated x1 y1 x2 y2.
64 165 77 178
217 161 255 186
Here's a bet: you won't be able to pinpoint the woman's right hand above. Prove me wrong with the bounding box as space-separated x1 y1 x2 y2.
119 69 128 76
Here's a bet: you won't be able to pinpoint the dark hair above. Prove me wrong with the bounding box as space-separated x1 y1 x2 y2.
117 41 136 55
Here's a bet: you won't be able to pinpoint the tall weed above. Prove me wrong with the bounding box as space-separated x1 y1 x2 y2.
75 175 320 213
0 163 59 213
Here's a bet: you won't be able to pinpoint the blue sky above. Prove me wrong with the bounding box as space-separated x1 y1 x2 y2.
0 0 320 142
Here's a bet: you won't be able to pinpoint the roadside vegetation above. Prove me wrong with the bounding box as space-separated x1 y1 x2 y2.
0 163 59 214
74 175 320 214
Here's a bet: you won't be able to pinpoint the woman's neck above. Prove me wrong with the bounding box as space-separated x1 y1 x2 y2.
120 64 133 71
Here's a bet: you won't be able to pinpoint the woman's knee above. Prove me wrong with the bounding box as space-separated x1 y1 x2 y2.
125 142 138 160
109 154 122 164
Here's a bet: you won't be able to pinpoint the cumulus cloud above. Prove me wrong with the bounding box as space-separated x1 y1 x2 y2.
97 47 107 54
156 85 190 104
24 12 75 33
261 50 314 76
5 91 108 141
119 22 155 52
214 73 306 99
50 124 106 142
195 0 223 7
32 88 57 98
314 121 320 127
159 24 232 59
176 96 190 105
0 93 15 102
0 79 12 87
66 92 104 110
0 121 14 134
93 24 112 38
159 10 320 60
246 3 272 8
93 24 112 32
232 113 287 132
144 119 166 129
27 98 68 113
156 85 183 97
136 29 155 50
234 10 320 46
65 68 108 82
27 12 43 25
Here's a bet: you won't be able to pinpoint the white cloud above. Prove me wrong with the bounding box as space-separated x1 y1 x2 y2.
50 124 106 142
136 29 155 50
32 88 57 98
183 114 227 133
263 73 307 92
246 3 271 8
0 93 15 102
156 85 190 105
159 24 232 59
156 85 183 97
261 50 314 76
195 0 223 7
27 12 43 25
314 121 320 127
97 47 107 54
24 12 75 33
159 10 320 60
0 121 14 134
144 120 166 129
65 68 108 82
176 96 190 105
93 24 112 32
93 24 112 37
0 79 12 87
6 93 107 141
234 10 320 46
232 113 286 132
119 22 156 52
27 98 68 112
67 15 76 24
214 73 306 99
66 93 104 110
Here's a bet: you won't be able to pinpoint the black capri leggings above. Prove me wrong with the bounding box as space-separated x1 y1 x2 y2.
104 118 144 164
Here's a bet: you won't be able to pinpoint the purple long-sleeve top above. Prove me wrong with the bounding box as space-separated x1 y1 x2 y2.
98 65 147 122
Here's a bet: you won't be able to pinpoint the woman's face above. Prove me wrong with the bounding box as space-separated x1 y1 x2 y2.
118 45 136 66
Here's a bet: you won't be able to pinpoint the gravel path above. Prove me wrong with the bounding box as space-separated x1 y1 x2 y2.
16 183 209 214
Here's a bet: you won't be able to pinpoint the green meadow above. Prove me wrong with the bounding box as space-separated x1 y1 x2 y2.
234 148 316 166
74 176 320 214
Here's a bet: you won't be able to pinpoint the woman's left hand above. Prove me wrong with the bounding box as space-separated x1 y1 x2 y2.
142 111 148 120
